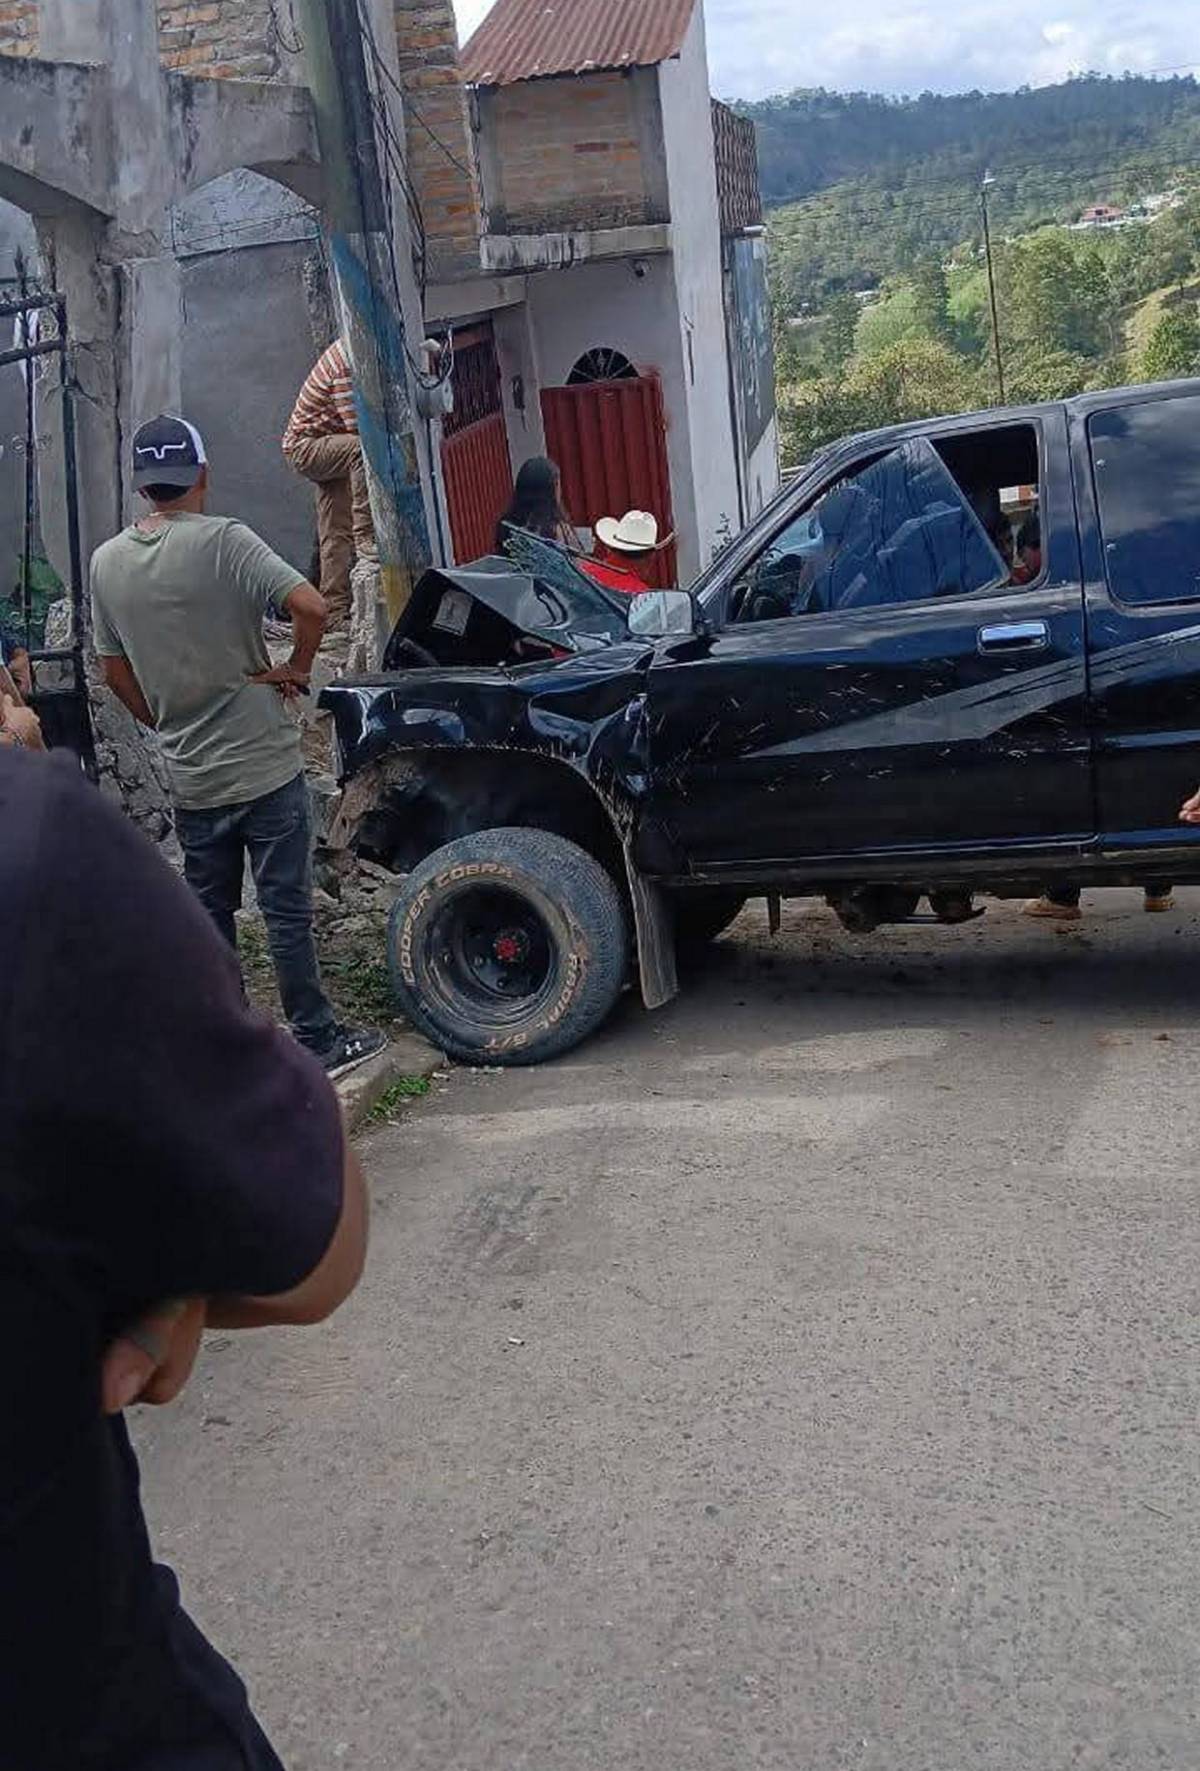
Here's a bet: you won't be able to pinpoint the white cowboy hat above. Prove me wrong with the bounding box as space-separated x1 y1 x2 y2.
595 510 672 554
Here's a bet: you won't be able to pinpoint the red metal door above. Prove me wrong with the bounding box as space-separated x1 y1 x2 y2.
442 413 512 564
541 374 677 588
441 325 513 564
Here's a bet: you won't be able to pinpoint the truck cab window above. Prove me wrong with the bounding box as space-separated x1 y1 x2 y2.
1089 393 1200 606
732 435 1007 624
933 422 1042 582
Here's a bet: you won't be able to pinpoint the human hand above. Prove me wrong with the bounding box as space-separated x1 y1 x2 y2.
249 662 311 701
1180 788 1200 825
10 650 32 698
101 1298 207 1413
0 693 43 749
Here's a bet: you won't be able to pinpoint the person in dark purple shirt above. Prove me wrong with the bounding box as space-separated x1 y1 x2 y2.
0 747 369 1769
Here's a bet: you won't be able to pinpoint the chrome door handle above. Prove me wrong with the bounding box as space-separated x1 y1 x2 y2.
977 620 1049 654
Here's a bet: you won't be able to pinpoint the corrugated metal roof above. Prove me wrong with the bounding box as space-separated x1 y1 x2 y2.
461 0 697 88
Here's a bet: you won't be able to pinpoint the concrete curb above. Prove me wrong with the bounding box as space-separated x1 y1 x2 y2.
335 1031 446 1133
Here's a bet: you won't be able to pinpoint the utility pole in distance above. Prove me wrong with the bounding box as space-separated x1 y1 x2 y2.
294 0 432 629
980 170 1007 406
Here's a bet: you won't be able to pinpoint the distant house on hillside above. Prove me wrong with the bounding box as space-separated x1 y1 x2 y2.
1079 203 1124 228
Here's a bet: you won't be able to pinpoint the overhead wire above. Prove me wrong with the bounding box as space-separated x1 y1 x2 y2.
266 0 305 56
353 0 455 390
354 0 428 286
770 157 1200 244
772 145 1200 227
354 24 478 184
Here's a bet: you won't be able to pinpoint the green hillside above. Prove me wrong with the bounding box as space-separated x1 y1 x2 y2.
750 75 1200 312
748 76 1200 465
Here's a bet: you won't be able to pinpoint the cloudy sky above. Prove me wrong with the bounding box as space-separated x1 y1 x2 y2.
454 0 1197 101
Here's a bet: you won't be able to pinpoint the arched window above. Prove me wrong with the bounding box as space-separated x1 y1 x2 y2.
566 347 638 386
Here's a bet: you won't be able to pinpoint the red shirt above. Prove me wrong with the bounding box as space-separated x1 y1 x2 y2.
577 556 648 595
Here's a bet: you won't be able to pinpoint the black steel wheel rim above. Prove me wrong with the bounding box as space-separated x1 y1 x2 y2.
424 884 557 1027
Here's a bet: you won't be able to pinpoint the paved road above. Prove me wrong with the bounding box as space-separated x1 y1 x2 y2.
137 891 1200 1770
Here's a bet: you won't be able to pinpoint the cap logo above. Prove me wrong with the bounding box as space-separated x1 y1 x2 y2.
135 440 193 462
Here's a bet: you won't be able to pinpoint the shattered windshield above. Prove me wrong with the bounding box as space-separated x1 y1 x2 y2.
500 527 630 625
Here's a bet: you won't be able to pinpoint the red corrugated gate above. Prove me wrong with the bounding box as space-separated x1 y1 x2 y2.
541 374 678 589
442 413 512 564
441 325 514 563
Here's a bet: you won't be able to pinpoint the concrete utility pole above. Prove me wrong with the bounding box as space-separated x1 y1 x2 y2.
980 171 1007 407
294 0 432 625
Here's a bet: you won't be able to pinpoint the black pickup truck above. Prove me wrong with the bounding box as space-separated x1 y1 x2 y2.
322 378 1200 1063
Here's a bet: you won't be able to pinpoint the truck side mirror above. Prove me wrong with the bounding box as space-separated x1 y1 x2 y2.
627 589 697 639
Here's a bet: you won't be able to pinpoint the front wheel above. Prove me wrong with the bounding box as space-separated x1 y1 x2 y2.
388 828 630 1065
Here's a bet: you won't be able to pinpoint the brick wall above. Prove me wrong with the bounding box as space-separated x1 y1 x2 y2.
481 72 650 236
0 0 284 73
0 1 39 57
394 0 481 282
157 0 281 79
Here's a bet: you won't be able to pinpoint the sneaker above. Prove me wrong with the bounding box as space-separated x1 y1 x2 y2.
1022 897 1082 921
319 1026 387 1080
1144 892 1175 913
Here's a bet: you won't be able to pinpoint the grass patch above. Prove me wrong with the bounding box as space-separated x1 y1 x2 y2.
237 918 279 1010
368 1075 432 1123
238 910 401 1029
321 952 397 1024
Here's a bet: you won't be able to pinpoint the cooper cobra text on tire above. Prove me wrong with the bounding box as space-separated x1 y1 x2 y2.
387 827 631 1065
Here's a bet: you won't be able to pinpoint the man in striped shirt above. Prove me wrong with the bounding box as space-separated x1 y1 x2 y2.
282 339 376 628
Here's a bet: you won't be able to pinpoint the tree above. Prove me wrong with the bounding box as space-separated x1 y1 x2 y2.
1143 206 1198 295
1140 307 1200 380
1003 231 1112 358
855 285 925 355
1074 248 1117 355
1004 345 1094 402
910 257 952 341
845 337 982 428
823 292 860 371
779 376 861 467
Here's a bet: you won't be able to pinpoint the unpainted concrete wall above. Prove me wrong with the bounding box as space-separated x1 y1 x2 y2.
0 0 480 288
180 238 319 570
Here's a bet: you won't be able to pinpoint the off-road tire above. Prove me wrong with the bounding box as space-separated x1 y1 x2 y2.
673 891 748 963
388 827 630 1065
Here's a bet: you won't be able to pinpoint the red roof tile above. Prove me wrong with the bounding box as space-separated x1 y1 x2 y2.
461 0 697 88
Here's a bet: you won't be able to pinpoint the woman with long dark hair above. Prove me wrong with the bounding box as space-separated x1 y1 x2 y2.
496 456 577 553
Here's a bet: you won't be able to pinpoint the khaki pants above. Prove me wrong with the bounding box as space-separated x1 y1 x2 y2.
283 432 375 624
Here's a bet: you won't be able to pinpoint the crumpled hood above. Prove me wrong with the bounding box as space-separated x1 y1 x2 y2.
382 555 631 669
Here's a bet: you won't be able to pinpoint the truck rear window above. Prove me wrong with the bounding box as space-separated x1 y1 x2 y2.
1089 394 1200 606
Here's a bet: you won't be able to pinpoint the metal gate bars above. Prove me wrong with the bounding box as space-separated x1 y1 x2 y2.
0 270 95 769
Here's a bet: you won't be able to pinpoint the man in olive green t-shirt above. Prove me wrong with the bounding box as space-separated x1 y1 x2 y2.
90 414 383 1079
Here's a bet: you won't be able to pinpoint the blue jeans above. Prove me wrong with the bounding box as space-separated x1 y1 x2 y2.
175 773 339 1056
